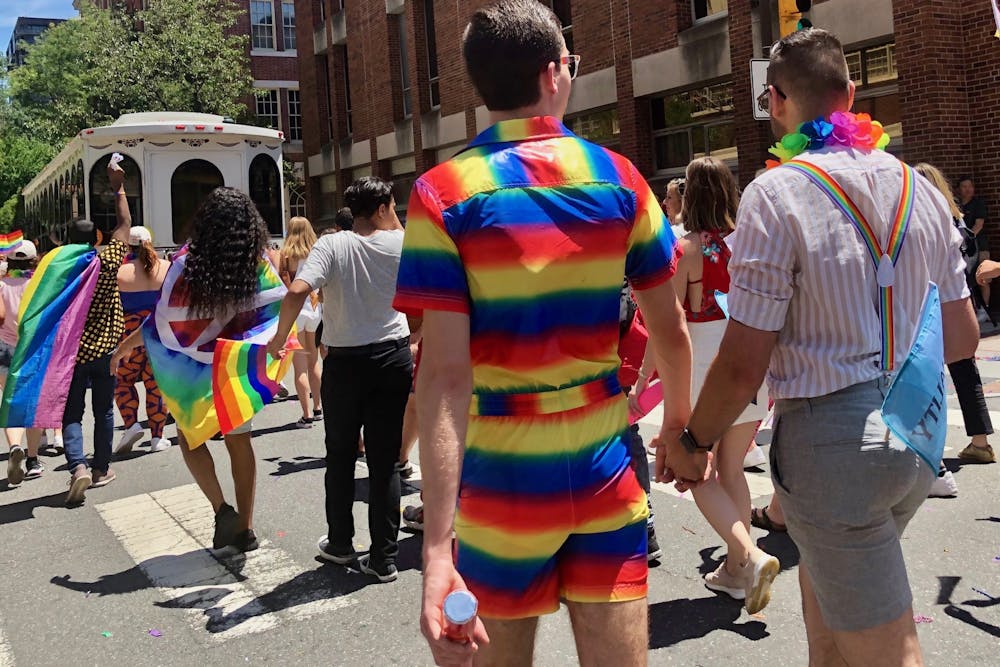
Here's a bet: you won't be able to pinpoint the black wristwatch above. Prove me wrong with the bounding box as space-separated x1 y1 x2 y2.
680 428 713 453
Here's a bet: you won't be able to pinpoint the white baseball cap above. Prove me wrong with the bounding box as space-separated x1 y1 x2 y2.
10 240 37 260
128 226 153 245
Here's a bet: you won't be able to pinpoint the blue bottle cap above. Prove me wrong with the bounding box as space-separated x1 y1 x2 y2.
443 590 478 625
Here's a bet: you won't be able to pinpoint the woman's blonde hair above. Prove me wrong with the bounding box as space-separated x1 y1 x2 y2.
682 157 740 234
914 163 963 221
281 216 318 260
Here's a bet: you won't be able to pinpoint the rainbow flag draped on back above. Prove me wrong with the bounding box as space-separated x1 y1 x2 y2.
0 245 100 428
142 247 288 448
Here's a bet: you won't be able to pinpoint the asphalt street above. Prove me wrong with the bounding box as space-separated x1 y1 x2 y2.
0 343 997 666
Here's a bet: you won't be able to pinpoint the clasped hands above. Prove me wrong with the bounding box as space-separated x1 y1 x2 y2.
650 430 712 492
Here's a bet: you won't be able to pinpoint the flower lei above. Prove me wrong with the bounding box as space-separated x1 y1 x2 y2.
5 269 34 279
766 111 890 169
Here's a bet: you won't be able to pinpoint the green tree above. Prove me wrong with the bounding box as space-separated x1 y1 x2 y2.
8 0 254 147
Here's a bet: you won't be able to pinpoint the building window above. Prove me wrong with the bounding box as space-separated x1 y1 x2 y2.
391 173 417 225
567 108 620 147
423 0 440 109
846 42 901 146
651 82 736 172
845 42 897 87
250 155 284 236
251 0 275 50
543 1 573 53
287 90 303 140
171 160 224 243
256 89 280 130
341 46 353 135
692 0 728 21
282 0 296 50
89 154 143 234
397 13 412 118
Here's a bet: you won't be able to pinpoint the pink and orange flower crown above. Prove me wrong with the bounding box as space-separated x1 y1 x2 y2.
766 111 890 169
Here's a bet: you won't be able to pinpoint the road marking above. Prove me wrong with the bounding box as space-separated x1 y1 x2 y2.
97 484 358 644
0 619 13 667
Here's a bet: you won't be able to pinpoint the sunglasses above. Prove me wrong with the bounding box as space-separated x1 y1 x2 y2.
756 84 787 113
560 54 581 80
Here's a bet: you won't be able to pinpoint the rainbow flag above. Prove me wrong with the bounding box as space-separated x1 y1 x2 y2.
0 231 24 254
0 245 99 428
212 335 299 434
143 247 287 448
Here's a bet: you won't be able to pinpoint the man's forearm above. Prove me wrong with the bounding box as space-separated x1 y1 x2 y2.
113 185 132 239
416 366 472 560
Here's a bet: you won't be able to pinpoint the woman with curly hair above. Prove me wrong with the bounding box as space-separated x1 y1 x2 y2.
113 187 287 552
279 216 323 427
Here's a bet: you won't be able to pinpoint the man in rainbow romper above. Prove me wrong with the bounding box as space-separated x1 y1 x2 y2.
393 2 697 664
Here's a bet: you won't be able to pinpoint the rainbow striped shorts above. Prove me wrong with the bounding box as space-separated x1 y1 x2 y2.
455 378 649 619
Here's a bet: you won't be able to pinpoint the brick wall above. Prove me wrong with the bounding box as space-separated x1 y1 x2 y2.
729 0 772 186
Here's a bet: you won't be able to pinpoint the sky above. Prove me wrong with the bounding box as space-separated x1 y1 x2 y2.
1 1 77 55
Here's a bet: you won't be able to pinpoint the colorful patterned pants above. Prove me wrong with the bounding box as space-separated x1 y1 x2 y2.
114 311 168 438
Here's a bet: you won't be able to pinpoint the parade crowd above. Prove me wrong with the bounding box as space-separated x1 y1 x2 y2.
1 2 998 666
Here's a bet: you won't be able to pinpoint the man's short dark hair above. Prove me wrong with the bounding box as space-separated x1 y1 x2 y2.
344 177 393 220
958 176 975 186
67 217 97 245
463 0 565 111
335 206 354 231
768 28 851 120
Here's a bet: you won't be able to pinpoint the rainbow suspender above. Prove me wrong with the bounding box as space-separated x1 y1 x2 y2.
784 160 916 371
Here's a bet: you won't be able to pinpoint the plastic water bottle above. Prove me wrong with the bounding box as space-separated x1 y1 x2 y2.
443 590 478 643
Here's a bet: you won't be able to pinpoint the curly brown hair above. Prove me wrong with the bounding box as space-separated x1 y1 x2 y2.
682 157 740 234
183 187 269 319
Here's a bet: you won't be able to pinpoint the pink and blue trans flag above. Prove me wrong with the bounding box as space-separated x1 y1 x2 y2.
881 283 947 471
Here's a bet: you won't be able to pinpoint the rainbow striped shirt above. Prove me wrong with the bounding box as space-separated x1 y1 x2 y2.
394 117 678 407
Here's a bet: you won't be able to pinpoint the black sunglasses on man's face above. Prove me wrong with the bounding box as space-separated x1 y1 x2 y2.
756 84 787 113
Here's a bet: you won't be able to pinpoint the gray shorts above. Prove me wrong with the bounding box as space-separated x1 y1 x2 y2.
770 378 934 632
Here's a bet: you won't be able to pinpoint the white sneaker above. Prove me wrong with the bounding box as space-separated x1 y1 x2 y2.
149 437 172 453
115 423 144 455
928 470 958 497
743 445 767 469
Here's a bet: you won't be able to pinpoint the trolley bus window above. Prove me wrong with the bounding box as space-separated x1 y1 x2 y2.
90 154 143 236
249 155 282 236
171 159 225 243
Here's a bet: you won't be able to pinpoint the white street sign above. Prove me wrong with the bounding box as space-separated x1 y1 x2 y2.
751 59 771 121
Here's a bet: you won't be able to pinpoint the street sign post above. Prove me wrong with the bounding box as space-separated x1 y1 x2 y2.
751 59 771 121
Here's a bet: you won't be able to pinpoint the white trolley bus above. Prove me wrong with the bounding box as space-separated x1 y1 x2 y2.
22 112 286 248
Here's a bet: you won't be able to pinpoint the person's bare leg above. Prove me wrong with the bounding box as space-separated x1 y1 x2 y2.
300 331 322 413
567 599 647 667
400 392 418 464
5 427 23 450
24 428 42 458
292 352 312 420
831 609 924 666
225 433 256 531
474 616 538 666
799 565 848 667
718 422 758 533
178 433 225 512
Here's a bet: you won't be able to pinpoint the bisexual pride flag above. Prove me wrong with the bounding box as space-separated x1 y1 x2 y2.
881 283 947 471
0 245 99 428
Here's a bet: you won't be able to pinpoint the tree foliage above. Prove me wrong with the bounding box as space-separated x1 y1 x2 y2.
7 0 254 147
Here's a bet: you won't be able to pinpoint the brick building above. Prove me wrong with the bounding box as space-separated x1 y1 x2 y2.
5 17 67 68
86 0 306 218
296 0 1000 238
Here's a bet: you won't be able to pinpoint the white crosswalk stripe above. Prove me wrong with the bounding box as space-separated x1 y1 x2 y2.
97 484 359 644
0 620 13 667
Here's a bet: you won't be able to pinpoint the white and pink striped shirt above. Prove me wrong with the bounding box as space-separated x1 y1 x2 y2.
728 148 968 400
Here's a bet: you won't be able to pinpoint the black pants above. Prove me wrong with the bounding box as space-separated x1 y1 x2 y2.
322 339 412 567
947 358 994 437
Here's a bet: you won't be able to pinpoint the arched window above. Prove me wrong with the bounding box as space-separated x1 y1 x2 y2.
171 159 224 243
75 159 85 219
89 154 143 235
249 154 282 236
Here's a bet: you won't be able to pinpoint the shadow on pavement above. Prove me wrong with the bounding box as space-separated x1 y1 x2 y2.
935 575 1000 638
648 596 769 649
0 491 70 524
266 455 325 477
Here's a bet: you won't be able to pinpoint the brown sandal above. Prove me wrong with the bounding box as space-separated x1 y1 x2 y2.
751 506 787 533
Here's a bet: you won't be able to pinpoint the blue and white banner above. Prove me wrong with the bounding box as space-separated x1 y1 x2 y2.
715 290 729 319
881 282 947 471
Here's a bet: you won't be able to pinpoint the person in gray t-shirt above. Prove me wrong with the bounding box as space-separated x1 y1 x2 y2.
269 177 414 583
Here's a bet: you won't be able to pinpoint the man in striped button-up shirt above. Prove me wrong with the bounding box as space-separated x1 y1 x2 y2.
673 29 979 667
